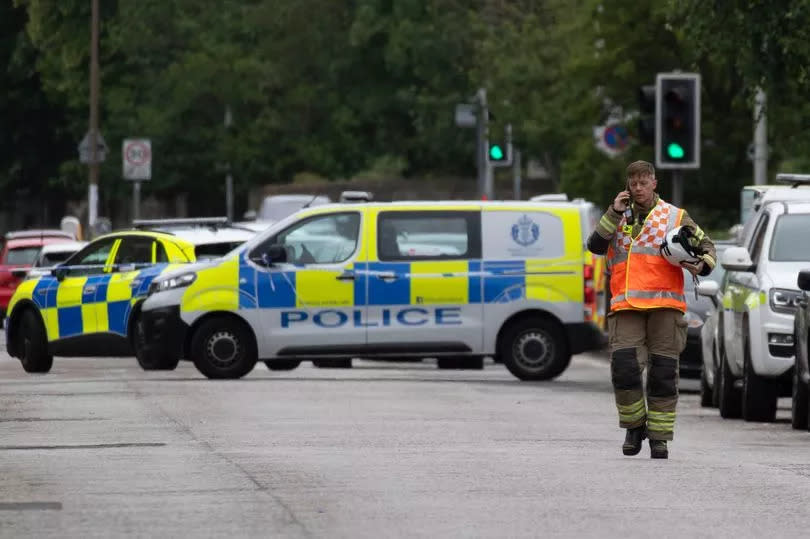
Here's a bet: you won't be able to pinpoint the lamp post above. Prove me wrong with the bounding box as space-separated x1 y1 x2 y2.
88 0 100 230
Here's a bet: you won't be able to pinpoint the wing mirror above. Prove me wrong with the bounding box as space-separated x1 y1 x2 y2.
798 270 810 292
250 244 287 266
266 244 287 264
720 246 755 272
10 268 28 279
696 280 720 307
696 280 719 297
51 265 68 281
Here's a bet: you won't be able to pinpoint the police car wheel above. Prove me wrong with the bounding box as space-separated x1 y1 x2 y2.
191 318 257 379
19 310 53 374
134 317 180 371
265 360 301 371
500 318 570 381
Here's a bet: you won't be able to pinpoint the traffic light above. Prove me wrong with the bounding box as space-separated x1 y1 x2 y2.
637 85 656 145
489 143 506 162
656 73 700 169
487 124 513 167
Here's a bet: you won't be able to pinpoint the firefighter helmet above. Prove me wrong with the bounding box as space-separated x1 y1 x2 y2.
660 226 703 267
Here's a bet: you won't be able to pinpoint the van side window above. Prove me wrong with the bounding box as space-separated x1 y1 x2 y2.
377 211 481 261
748 213 769 264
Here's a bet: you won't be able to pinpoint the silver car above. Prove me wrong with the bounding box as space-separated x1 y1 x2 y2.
697 242 733 407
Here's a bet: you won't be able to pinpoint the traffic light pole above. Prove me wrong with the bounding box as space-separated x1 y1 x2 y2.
475 88 493 200
671 170 683 207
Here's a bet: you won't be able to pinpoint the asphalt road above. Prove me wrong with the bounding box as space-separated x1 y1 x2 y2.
1 338 810 538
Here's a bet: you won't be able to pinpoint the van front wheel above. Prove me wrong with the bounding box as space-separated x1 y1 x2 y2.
499 318 570 381
191 318 257 379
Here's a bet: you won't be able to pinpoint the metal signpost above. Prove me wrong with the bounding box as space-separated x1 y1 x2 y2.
122 139 152 220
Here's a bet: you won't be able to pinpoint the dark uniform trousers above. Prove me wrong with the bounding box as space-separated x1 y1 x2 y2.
608 308 688 441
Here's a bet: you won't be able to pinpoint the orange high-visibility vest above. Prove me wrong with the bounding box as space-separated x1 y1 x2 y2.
606 198 686 312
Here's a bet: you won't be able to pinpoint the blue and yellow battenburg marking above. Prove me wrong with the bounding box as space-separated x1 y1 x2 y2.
188 253 583 319
26 264 170 341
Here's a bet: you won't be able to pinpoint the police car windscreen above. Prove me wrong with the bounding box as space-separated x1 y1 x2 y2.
194 242 246 260
769 214 810 261
6 247 41 265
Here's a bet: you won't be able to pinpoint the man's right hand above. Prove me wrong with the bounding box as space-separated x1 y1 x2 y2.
612 191 631 213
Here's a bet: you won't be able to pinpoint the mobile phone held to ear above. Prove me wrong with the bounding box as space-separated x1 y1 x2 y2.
623 183 634 225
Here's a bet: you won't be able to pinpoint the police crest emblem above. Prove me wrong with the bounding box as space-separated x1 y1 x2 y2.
511 214 540 247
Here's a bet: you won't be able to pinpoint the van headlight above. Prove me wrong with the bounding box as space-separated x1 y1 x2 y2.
149 272 197 295
683 310 704 329
769 288 803 314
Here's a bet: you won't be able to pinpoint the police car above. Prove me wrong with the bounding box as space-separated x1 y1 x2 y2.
132 217 257 260
5 222 256 374
138 199 605 380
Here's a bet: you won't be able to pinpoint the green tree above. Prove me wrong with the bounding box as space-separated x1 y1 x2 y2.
1 1 75 219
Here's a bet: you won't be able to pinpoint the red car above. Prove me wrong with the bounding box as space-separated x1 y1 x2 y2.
0 230 76 324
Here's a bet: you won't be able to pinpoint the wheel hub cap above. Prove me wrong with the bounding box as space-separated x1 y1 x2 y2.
207 331 239 366
514 331 552 370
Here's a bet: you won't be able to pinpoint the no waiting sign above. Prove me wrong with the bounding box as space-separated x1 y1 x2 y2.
123 138 152 180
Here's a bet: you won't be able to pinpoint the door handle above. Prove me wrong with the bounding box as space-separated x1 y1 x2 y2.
84 285 97 293
336 271 355 281
376 272 398 282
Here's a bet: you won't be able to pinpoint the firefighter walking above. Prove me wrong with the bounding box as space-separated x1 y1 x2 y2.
588 161 716 459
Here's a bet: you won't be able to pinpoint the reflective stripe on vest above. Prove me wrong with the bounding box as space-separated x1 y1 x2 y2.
607 199 686 312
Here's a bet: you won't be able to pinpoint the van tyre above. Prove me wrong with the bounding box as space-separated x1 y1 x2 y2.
437 356 484 370
742 333 778 422
791 361 809 430
19 310 53 373
718 348 742 419
191 318 257 379
499 317 570 381
312 359 352 368
133 316 180 371
265 360 301 371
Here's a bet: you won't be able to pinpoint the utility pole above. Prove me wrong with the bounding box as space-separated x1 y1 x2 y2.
88 0 100 231
225 105 234 221
754 88 768 185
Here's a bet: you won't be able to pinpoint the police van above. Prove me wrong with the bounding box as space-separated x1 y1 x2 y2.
138 199 606 380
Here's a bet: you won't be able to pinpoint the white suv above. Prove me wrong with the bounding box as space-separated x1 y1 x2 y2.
718 200 810 421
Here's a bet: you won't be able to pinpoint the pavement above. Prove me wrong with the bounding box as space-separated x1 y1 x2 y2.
1 338 810 538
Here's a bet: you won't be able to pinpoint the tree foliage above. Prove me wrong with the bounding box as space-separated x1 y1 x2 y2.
2 0 808 227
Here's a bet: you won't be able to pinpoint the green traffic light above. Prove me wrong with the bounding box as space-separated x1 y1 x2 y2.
489 145 504 160
667 143 685 159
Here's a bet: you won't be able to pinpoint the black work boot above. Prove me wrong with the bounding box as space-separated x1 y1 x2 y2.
622 425 646 456
649 439 668 459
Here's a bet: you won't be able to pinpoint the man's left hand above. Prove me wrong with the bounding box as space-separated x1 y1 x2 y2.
681 260 705 276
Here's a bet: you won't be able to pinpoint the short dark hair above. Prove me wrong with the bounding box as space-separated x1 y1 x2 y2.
626 160 655 179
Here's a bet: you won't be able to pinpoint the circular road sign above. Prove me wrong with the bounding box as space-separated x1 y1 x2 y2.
603 125 629 150
122 139 152 180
